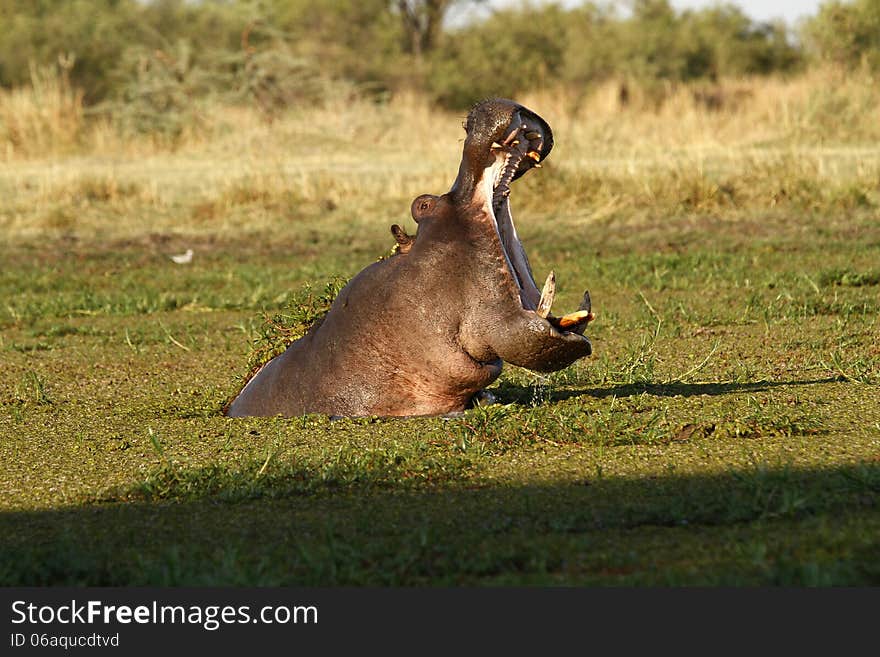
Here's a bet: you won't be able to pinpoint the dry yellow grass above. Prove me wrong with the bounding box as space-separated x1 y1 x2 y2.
2 68 879 243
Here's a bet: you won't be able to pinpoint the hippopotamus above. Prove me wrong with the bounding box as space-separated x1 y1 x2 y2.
227 98 593 418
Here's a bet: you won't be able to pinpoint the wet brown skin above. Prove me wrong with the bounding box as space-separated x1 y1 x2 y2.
227 99 592 418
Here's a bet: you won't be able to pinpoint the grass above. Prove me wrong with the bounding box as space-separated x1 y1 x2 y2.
1 72 879 585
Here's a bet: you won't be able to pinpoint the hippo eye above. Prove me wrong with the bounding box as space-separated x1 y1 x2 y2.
420 200 431 211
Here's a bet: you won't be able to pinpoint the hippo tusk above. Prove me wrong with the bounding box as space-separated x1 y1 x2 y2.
579 290 592 314
502 126 520 147
555 292 595 329
558 311 593 329
536 270 556 318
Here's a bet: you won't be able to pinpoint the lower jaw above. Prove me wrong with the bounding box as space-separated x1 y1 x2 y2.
491 194 540 310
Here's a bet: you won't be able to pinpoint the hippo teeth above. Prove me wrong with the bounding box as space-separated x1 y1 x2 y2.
492 150 524 211
536 270 556 318
501 125 521 147
546 291 595 332
557 311 594 329
536 268 597 330
538 276 596 331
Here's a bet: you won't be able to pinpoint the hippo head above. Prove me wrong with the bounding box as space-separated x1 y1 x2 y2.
412 98 593 373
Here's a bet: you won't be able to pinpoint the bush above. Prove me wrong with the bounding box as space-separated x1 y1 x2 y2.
427 4 569 107
426 1 802 108
0 0 151 103
0 0 813 116
802 0 880 70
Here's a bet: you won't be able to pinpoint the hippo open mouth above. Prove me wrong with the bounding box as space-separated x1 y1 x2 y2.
461 100 593 333
485 117 548 313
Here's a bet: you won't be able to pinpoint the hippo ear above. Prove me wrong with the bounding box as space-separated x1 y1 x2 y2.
410 194 439 223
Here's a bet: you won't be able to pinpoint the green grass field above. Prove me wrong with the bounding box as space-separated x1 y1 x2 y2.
1 92 879 585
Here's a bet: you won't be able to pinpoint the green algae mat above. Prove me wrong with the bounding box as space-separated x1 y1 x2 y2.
2 210 878 585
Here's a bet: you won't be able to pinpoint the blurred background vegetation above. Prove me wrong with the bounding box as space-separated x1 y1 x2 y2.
1 0 878 121
0 0 880 161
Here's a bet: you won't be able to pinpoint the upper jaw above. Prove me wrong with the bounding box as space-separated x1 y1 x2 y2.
489 124 547 216
449 99 553 205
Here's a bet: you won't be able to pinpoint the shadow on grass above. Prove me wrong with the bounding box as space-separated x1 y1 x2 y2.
1 459 877 586
494 378 841 405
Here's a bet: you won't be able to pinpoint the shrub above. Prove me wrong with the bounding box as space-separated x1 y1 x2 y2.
802 0 880 70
